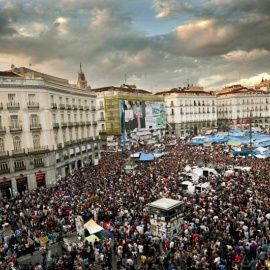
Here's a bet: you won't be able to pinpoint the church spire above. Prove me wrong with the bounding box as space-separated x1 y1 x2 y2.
77 63 89 90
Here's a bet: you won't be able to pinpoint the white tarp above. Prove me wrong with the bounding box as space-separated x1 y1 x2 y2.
84 219 103 234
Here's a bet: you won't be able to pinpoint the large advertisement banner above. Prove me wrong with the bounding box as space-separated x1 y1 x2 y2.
123 100 166 132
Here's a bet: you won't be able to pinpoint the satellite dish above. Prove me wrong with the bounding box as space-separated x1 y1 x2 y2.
196 158 204 166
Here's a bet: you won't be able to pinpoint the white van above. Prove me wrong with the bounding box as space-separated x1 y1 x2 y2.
180 181 214 195
193 167 219 178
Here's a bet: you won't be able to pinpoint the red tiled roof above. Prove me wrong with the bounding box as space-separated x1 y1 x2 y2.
92 86 151 94
155 90 211 95
217 88 265 96
0 71 21 77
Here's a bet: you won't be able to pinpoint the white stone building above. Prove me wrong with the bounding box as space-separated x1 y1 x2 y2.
216 85 270 130
155 86 217 136
0 66 102 197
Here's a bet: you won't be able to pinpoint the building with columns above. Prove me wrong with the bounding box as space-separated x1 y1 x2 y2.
155 86 217 136
0 65 102 197
215 84 270 130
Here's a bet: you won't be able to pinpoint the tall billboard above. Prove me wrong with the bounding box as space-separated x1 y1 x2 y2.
122 100 166 132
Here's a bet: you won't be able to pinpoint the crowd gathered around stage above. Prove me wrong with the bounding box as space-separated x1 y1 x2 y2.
1 139 270 270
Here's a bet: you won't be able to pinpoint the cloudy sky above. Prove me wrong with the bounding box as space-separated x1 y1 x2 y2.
0 0 270 91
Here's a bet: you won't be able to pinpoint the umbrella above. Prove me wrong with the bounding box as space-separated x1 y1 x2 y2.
266 213 270 220
95 230 109 239
85 235 100 244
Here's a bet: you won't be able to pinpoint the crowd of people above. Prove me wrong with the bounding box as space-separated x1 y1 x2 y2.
0 139 270 270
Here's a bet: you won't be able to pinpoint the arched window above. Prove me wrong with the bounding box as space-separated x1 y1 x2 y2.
13 136 21 151
33 134 40 149
0 138 5 152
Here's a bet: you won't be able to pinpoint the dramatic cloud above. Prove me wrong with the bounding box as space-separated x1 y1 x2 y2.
0 0 269 91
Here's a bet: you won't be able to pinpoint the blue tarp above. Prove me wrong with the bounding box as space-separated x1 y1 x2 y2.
139 152 155 161
233 150 252 156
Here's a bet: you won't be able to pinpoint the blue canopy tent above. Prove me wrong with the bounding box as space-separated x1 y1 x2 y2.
139 152 155 161
233 150 252 156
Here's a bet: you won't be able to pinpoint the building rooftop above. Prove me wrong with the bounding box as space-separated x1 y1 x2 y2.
0 71 21 77
91 85 151 94
147 198 183 211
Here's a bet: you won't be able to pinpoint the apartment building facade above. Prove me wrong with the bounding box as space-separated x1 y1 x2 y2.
216 85 270 130
156 86 217 136
0 67 102 198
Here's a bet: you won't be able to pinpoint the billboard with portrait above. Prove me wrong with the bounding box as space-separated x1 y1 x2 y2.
122 100 166 132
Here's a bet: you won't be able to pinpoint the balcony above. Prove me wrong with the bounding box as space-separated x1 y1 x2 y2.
27 102 39 109
0 103 3 109
79 105 84 110
59 103 65 110
63 154 69 160
86 121 91 126
80 121 85 126
34 162 44 168
65 141 71 146
30 124 42 131
72 105 78 110
92 121 98 125
57 143 62 149
68 122 74 127
98 106 104 110
51 103 57 109
0 151 9 159
12 149 25 157
98 118 105 122
71 140 77 145
74 122 80 127
66 104 72 110
7 102 20 110
0 126 6 134
53 123 60 129
84 105 89 111
28 146 49 155
0 168 10 174
62 122 68 128
91 106 96 111
15 166 26 172
10 125 22 133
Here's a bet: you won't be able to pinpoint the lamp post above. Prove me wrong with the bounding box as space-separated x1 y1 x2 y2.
249 111 253 151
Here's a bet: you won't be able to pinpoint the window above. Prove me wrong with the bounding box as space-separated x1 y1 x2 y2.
72 99 75 105
101 124 105 131
33 134 40 149
81 127 84 138
75 128 78 140
0 116 2 127
85 100 87 105
13 136 21 151
0 162 8 171
92 114 95 121
99 101 103 108
100 112 104 119
11 115 19 128
14 160 25 168
30 115 38 127
80 114 83 121
66 98 69 104
78 100 81 105
86 114 88 120
87 127 90 137
54 131 58 144
69 129 72 141
0 138 5 152
28 94 35 103
61 114 64 122
171 109 174 115
8 94 15 101
53 114 56 123
63 130 66 142
74 114 77 122
50 95 54 103
59 97 62 103
68 114 71 122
